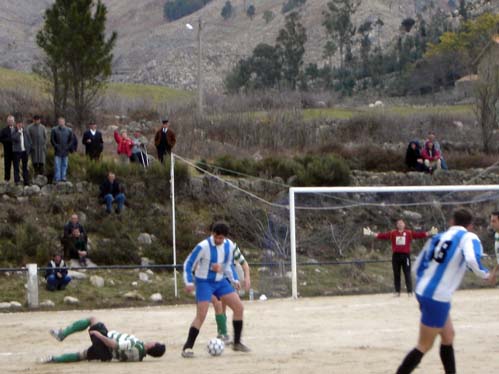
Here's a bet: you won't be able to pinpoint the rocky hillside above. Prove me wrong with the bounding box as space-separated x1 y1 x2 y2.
0 0 497 91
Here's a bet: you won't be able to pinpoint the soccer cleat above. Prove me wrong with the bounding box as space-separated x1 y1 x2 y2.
232 342 251 352
217 334 233 345
49 329 63 342
181 349 194 358
38 356 53 364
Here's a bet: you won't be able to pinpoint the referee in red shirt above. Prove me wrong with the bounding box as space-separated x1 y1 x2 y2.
364 219 438 296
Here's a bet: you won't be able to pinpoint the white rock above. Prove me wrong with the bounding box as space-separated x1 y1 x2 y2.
139 272 149 282
150 293 163 302
315 268 321 273
146 269 154 276
90 275 105 288
63 296 79 305
286 271 293 279
123 291 145 301
9 301 22 308
137 233 152 245
0 302 11 309
108 279 116 286
259 294 268 301
131 281 138 287
68 270 87 280
40 300 55 308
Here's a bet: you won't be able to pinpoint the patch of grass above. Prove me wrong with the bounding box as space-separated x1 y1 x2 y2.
0 67 191 104
387 104 473 116
303 108 359 120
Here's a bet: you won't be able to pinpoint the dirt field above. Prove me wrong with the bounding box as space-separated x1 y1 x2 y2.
2 289 499 374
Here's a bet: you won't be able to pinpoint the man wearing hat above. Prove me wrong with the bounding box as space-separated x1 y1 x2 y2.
82 120 104 161
27 115 47 175
154 117 176 163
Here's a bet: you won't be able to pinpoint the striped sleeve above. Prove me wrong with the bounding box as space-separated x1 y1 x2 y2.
183 244 204 285
462 234 489 279
233 245 246 265
224 242 239 283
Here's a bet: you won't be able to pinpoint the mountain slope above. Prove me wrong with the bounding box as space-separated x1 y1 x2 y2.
0 0 497 91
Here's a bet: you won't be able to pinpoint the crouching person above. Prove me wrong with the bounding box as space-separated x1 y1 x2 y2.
45 252 71 291
41 316 165 363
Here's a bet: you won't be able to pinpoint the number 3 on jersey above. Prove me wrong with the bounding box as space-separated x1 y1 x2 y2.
433 240 452 263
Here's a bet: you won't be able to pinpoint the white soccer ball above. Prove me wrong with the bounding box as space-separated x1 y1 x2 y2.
207 338 224 356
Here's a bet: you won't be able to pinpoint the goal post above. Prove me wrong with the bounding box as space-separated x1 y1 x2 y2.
289 184 499 300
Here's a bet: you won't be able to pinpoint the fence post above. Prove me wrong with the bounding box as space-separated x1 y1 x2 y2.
27 264 39 308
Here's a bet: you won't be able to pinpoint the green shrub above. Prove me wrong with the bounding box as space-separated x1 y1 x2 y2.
213 155 257 176
258 157 304 181
296 155 350 186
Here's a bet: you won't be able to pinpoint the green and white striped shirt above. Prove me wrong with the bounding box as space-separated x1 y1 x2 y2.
107 330 146 362
233 245 246 265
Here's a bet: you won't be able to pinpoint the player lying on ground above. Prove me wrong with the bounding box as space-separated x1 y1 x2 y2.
212 243 251 344
182 221 250 358
41 316 165 363
396 209 497 374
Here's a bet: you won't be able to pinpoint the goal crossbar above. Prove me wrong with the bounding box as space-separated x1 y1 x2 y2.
289 184 499 299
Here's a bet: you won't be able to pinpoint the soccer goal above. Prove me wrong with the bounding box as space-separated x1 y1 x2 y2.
289 185 499 299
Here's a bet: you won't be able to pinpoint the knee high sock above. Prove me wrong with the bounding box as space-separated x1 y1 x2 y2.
233 320 243 345
440 344 456 374
396 348 424 374
52 352 81 363
215 314 227 336
60 319 91 340
183 326 199 350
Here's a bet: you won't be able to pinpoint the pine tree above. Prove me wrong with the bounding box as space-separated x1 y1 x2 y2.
36 0 117 127
276 12 307 89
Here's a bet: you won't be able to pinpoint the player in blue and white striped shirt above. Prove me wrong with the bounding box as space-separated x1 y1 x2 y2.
397 209 497 374
181 222 250 357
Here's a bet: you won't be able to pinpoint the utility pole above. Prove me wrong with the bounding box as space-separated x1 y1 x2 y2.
197 17 203 117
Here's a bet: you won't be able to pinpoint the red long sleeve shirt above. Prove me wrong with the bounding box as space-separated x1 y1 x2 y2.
376 230 428 254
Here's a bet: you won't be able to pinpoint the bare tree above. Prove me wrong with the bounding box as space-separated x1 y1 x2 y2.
474 50 499 153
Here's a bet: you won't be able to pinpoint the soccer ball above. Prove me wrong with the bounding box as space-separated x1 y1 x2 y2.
207 338 224 356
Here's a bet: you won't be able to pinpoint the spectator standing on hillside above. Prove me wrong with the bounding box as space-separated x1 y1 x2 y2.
99 172 126 214
51 117 73 183
82 121 104 161
404 141 426 172
114 129 133 164
27 115 47 176
364 219 438 296
11 116 32 186
0 115 16 182
45 252 71 291
130 131 148 167
427 131 448 170
154 118 176 163
421 141 441 173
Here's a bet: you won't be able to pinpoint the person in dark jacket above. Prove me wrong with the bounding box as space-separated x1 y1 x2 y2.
26 115 47 176
0 115 16 181
405 141 426 172
11 117 32 186
82 121 104 160
50 117 73 182
45 252 71 291
99 172 126 214
154 118 176 163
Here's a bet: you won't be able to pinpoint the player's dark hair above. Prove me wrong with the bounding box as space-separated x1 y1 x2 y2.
453 209 473 227
147 343 166 357
491 211 499 219
211 221 230 236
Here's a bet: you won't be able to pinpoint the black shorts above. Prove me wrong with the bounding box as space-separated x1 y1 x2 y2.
86 323 113 361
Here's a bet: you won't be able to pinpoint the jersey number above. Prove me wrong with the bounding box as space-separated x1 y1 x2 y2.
433 240 452 263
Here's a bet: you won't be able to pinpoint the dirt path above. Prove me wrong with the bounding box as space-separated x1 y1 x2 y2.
2 289 499 374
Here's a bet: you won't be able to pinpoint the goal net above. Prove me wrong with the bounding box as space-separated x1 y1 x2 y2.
288 185 499 299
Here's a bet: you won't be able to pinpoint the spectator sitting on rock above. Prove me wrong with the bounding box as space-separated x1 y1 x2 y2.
404 140 426 172
69 228 88 267
62 214 87 257
99 172 126 214
421 141 441 174
427 131 448 170
114 129 133 164
45 252 71 291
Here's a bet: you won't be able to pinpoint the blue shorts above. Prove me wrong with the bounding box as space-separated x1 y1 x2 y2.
195 278 235 303
416 294 451 328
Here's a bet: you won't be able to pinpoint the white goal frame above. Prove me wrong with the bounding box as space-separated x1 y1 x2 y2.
289 185 499 299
